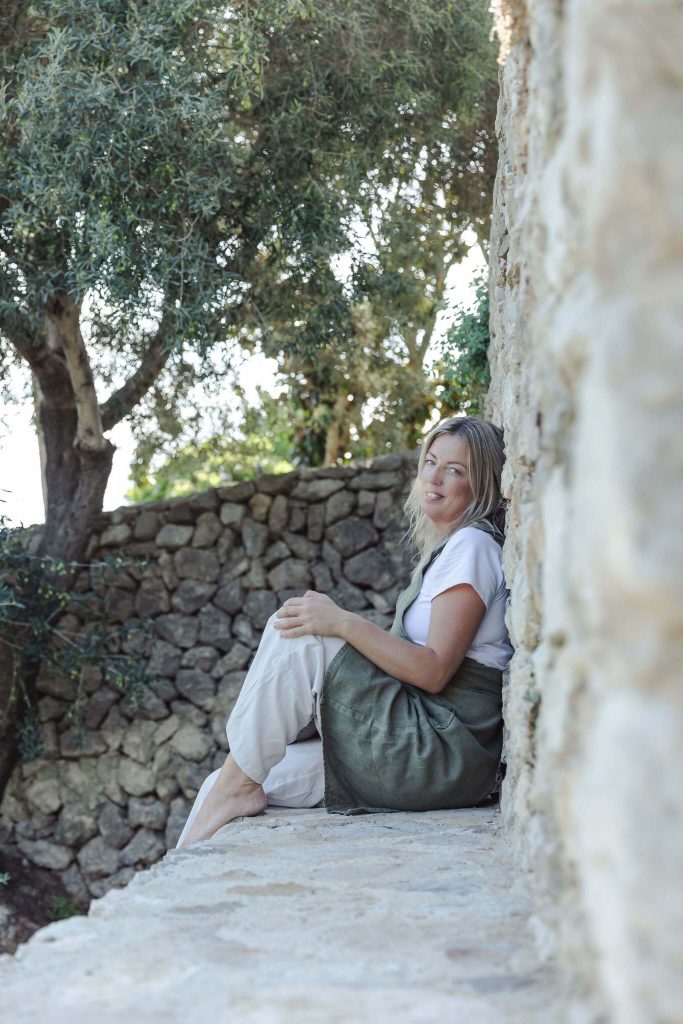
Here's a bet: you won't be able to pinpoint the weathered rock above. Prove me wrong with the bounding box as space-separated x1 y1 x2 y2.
180 646 219 672
282 532 319 561
213 580 244 615
59 729 108 759
155 614 198 649
329 579 369 611
77 835 120 879
164 500 194 524
176 760 211 799
165 796 191 848
288 504 307 533
133 509 160 541
153 717 181 747
99 523 132 546
171 579 216 614
219 502 246 528
249 492 272 522
356 489 376 517
291 478 346 501
147 640 182 677
372 490 395 529
88 865 135 899
217 480 255 502
175 669 216 711
24 777 62 815
312 563 334 593
211 643 252 676
168 701 207 726
344 549 395 590
127 796 169 831
157 551 178 590
307 504 326 541
326 518 379 558
242 518 269 557
84 688 121 731
170 722 213 762
198 605 232 652
219 547 249 581
325 489 356 524
242 561 267 589
216 527 236 563
256 471 298 496
119 828 165 867
121 720 157 764
192 512 222 548
135 578 170 618
244 590 278 629
17 837 73 871
174 548 220 582
130 688 168 721
36 669 77 701
98 802 134 849
38 696 68 722
59 862 90 905
155 524 194 549
349 471 396 491
232 614 258 648
54 805 98 847
267 558 312 592
149 678 177 703
118 758 156 798
267 494 289 533
262 540 291 569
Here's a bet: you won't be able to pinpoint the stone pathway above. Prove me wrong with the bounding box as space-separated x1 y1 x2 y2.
0 807 562 1023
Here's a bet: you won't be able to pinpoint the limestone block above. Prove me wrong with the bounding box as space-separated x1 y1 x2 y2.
121 720 157 764
135 578 170 618
219 502 246 528
119 828 165 868
173 548 219 582
180 646 219 672
241 518 269 557
191 512 222 548
267 494 289 533
325 489 356 525
213 580 245 615
198 605 232 652
127 796 168 831
243 590 278 629
344 549 395 590
170 723 213 762
77 835 120 880
155 614 198 649
97 803 134 850
267 558 312 592
132 509 160 541
147 639 182 677
171 579 216 614
155 524 193 549
118 758 156 798
249 492 272 522
291 478 345 501
54 805 98 847
326 518 379 558
17 837 73 871
175 669 216 711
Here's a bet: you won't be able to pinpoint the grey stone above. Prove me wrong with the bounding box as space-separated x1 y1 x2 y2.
325 490 357 525
344 549 396 590
322 540 343 580
133 509 160 541
329 579 369 611
192 512 222 548
154 717 181 746
171 579 216 614
121 720 157 763
288 504 307 533
14 814 54 841
349 471 397 491
358 609 393 630
120 828 166 868
170 722 213 762
307 504 326 541
84 688 120 730
244 590 278 629
256 471 298 496
147 639 182 676
105 588 135 622
198 605 232 652
262 540 291 569
242 562 267 589
156 777 179 802
367 591 393 613
38 695 68 722
135 578 170 618
291 478 346 501
88 866 135 899
175 669 216 711
36 669 77 701
177 760 211 799
149 677 178 703
267 494 289 534
118 758 156 797
174 548 220 582
242 518 269 557
249 492 272 522
213 581 245 615
232 615 258 648
219 548 249 581
373 490 395 529
370 454 403 471
312 563 334 593
59 862 90 906
356 489 376 516
17 837 73 871
276 589 306 605
130 688 168 721
98 803 134 849
267 558 312 592
216 527 237 563
100 523 132 546
157 551 178 590
155 614 198 649
211 643 252 675
219 502 246 528
180 646 219 672
59 729 108 759
127 797 169 831
326 518 379 558
169 700 207 726
24 777 62 815
55 805 98 847
164 501 194 524
165 796 191 848
155 524 194 549
217 480 255 502
282 532 319 561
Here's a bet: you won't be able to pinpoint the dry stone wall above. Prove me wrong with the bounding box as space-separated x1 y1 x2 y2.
0 455 416 921
489 2 683 1021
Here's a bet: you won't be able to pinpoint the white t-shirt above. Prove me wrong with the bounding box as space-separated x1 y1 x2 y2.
402 526 514 671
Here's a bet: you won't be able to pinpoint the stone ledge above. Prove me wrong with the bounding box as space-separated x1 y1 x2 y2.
0 808 563 1023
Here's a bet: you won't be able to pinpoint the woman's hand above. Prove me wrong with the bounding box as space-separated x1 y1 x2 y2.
273 590 348 639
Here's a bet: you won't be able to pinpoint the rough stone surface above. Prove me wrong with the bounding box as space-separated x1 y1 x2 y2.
488 3 683 1020
0 810 561 1023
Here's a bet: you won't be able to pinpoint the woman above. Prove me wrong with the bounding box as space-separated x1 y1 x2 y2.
176 416 513 848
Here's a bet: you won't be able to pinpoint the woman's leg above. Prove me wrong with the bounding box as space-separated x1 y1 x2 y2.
175 616 343 847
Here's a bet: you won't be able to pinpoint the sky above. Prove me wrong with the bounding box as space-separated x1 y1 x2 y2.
0 239 485 529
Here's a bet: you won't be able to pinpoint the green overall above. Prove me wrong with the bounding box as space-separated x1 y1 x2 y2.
319 521 505 814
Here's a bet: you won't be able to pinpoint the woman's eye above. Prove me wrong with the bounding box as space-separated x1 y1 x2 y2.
449 467 460 475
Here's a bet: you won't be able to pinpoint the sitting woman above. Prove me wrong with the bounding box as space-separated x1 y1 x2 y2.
176 416 513 848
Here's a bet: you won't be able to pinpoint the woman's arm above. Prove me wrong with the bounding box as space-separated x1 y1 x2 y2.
273 586 486 695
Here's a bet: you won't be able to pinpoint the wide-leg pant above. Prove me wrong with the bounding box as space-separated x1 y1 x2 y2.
175 616 345 847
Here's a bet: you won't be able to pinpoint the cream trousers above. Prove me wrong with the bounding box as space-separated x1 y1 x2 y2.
175 615 345 848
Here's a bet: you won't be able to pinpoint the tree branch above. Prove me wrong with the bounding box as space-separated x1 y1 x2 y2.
100 314 172 432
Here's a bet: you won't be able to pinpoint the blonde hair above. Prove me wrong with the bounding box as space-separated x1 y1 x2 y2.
404 416 508 560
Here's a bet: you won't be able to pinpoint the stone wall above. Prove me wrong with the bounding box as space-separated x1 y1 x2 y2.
488 2 683 1020
0 454 416 923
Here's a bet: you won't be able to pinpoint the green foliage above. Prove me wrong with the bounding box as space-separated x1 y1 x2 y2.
0 872 10 885
0 518 150 760
438 275 491 416
49 895 83 921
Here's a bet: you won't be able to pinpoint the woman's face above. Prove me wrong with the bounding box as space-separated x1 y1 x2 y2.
419 432 474 535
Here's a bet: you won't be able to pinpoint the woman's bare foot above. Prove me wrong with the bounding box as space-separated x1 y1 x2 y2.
177 754 267 848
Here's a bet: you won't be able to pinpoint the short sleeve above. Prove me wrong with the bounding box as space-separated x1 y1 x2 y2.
423 528 501 610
